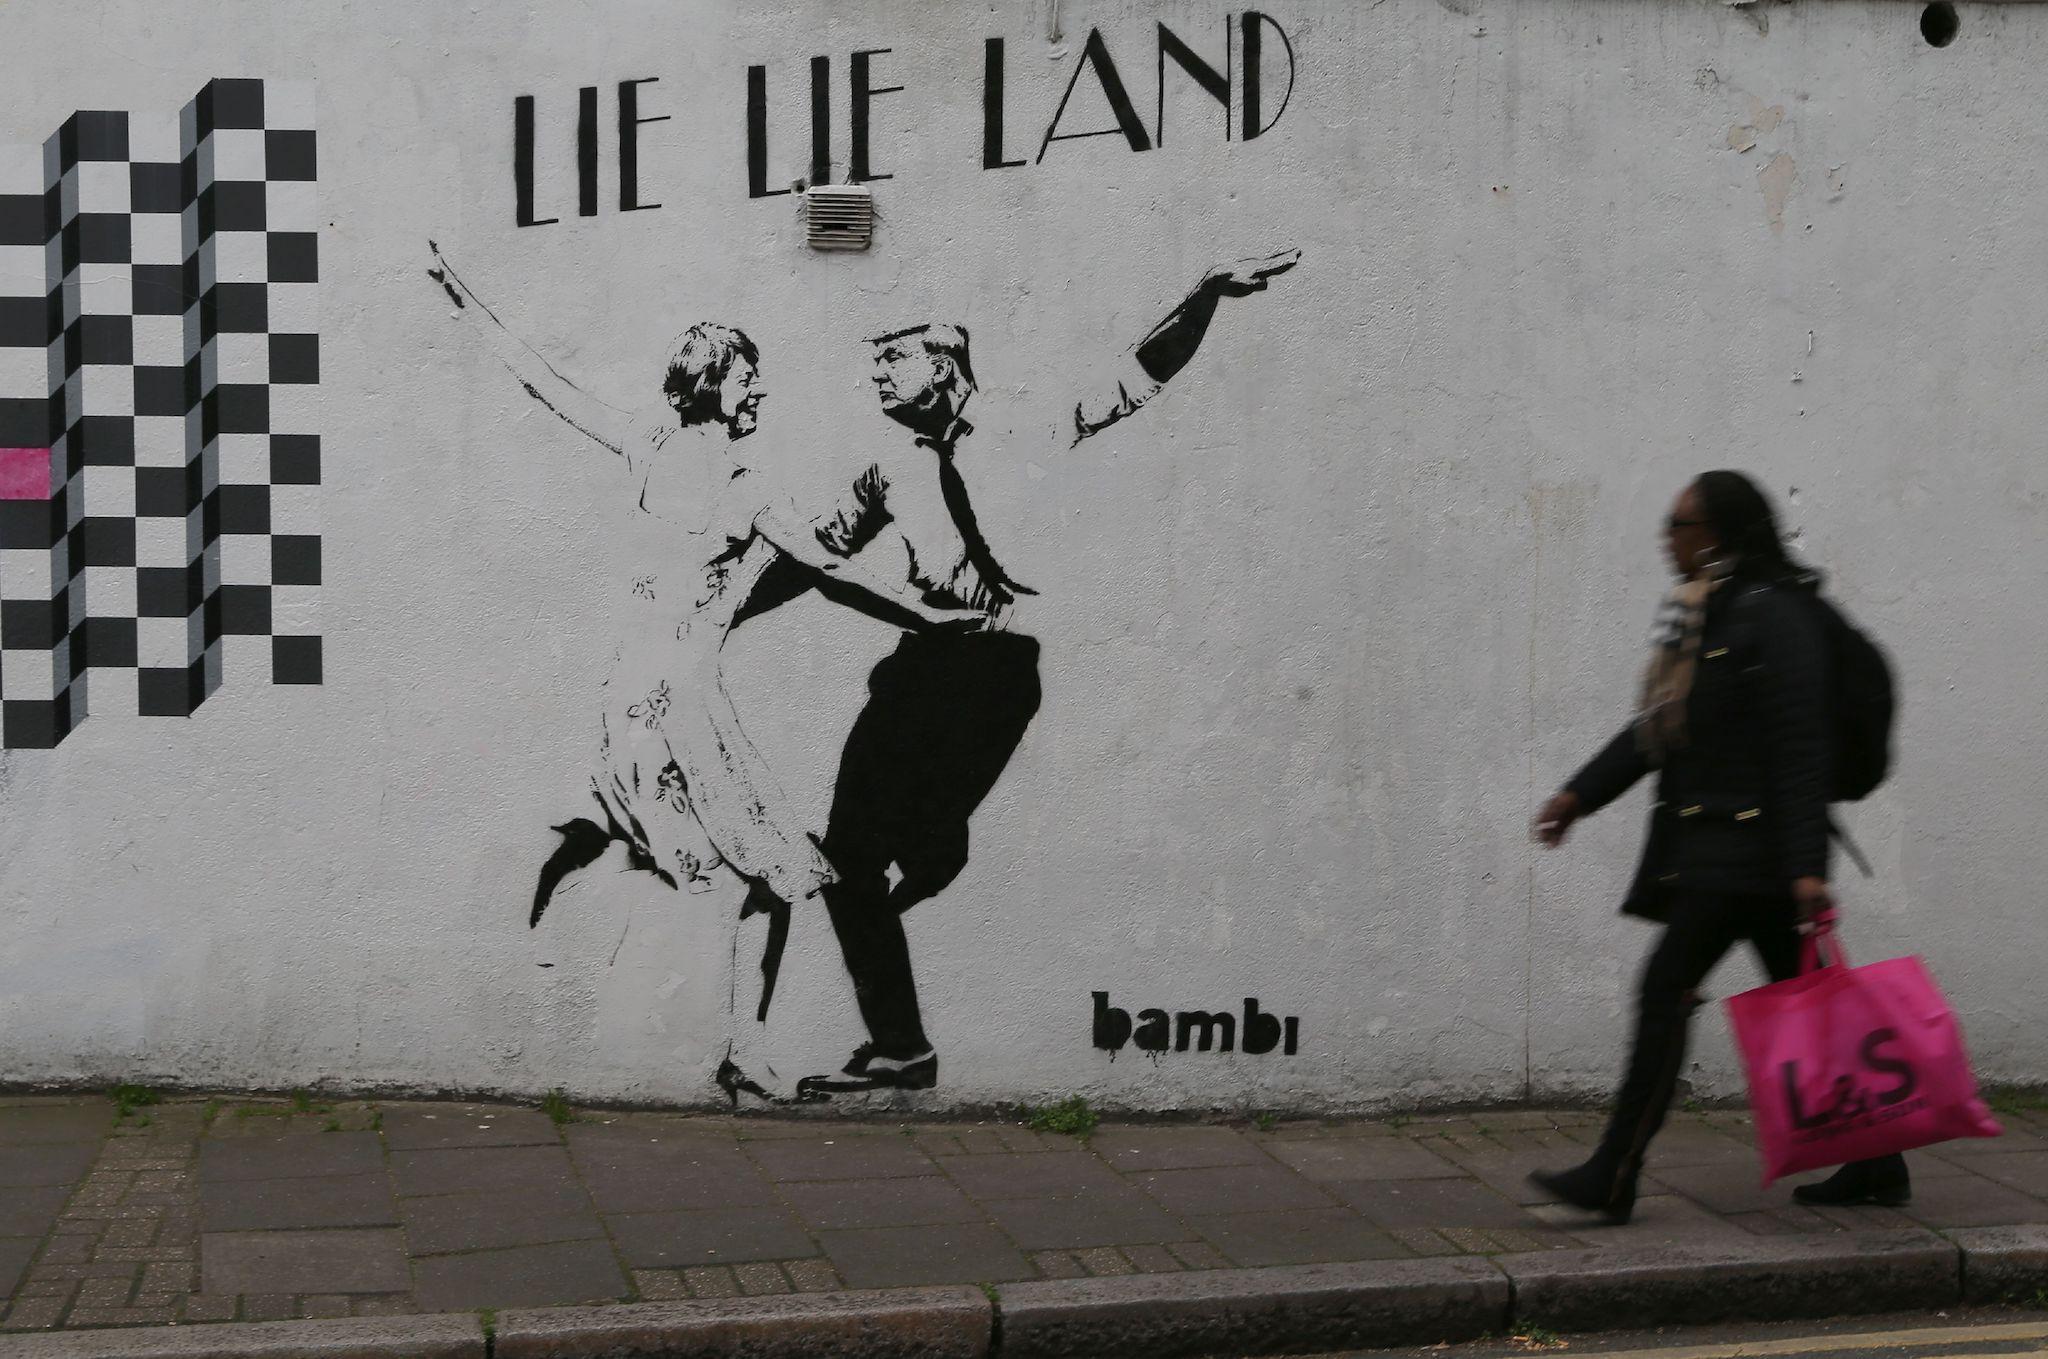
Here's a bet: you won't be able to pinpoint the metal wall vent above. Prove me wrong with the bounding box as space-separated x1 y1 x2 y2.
805 184 874 251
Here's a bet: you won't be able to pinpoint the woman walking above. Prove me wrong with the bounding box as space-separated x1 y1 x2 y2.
1529 471 1907 1221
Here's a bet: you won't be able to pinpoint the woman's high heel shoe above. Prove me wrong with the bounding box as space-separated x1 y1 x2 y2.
715 1058 774 1109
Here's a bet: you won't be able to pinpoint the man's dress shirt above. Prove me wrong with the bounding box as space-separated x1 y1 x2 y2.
811 356 1164 611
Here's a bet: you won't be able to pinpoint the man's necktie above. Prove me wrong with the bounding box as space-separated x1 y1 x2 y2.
931 445 1033 610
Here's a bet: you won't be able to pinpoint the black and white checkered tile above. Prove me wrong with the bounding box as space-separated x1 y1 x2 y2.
0 142 75 749
191 78 320 693
0 79 318 750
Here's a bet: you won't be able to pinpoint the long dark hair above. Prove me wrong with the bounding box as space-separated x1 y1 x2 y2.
1695 469 1820 588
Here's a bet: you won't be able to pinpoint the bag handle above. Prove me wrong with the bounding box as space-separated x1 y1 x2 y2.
1799 907 1847 974
1827 814 1876 879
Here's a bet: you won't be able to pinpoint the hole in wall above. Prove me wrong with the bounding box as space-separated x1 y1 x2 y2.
1921 2 1959 48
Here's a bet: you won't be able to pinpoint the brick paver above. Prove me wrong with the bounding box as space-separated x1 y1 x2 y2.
410 1238 626 1311
1188 1207 1406 1267
0 1093 2043 1331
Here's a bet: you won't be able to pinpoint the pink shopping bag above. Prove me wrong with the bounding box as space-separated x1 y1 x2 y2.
1723 914 2002 1186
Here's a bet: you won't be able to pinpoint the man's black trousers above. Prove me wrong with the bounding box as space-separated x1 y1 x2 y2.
819 629 1042 1058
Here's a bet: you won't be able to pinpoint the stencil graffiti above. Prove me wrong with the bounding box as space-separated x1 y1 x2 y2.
0 80 321 751
509 12 1297 222
796 251 1300 1099
429 236 1297 1103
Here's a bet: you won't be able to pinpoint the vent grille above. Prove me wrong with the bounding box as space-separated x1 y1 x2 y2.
805 185 874 251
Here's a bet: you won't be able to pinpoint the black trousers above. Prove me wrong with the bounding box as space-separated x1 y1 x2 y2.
819 630 1042 1058
1602 891 1803 1163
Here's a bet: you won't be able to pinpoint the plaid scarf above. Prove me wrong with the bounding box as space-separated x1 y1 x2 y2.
1635 573 1725 762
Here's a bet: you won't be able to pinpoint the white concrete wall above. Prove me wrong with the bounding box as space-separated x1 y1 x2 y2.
2 0 2044 1114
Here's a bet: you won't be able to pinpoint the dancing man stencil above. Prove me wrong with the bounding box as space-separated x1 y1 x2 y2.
425 245 985 1100
796 247 1302 1098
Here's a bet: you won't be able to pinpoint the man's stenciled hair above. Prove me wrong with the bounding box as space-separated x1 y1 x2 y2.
662 323 760 427
870 322 977 395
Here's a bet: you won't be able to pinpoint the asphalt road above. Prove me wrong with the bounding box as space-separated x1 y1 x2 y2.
1305 1308 2048 1359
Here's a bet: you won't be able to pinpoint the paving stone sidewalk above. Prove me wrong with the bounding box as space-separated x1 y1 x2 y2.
1 1094 2044 1332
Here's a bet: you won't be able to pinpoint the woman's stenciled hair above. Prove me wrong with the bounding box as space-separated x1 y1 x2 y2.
662 323 761 427
1694 469 1820 587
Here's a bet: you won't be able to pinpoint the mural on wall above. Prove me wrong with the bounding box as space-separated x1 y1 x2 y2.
410 9 1312 1103
428 245 992 1101
507 15 1297 222
794 255 1300 1100
0 79 321 750
431 240 1298 1103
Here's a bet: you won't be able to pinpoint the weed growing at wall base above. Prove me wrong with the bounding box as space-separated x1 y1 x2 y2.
1511 1325 1567 1350
1985 1085 2048 1116
541 1089 577 1125
110 1085 160 1120
1024 1096 1098 1137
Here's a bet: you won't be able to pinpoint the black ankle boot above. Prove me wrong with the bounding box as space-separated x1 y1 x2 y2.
1529 1149 1640 1225
1792 1153 1910 1207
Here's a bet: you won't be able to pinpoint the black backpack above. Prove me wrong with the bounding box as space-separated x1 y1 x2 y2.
1811 595 1896 802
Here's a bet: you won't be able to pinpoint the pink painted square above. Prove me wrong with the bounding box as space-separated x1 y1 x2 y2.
0 447 51 500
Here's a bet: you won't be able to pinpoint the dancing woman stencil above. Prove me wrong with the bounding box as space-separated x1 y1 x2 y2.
425 246 983 1099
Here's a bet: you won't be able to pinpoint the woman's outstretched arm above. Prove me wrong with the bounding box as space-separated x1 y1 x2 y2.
752 498 982 634
427 240 637 457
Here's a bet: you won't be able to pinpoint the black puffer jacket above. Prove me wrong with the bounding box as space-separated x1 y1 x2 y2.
1567 579 1832 919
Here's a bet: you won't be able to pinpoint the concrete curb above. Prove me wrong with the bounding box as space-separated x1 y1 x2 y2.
996 1258 1509 1359
1954 1225 2048 1305
491 1287 991 1359
0 1231 2007 1359
0 1314 484 1359
1498 1230 1961 1333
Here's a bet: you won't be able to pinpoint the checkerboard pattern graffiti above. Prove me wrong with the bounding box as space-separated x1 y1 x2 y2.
1 140 82 751
0 79 318 749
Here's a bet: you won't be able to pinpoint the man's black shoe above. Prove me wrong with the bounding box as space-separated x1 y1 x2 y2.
796 1044 937 1100
1791 1154 1911 1207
